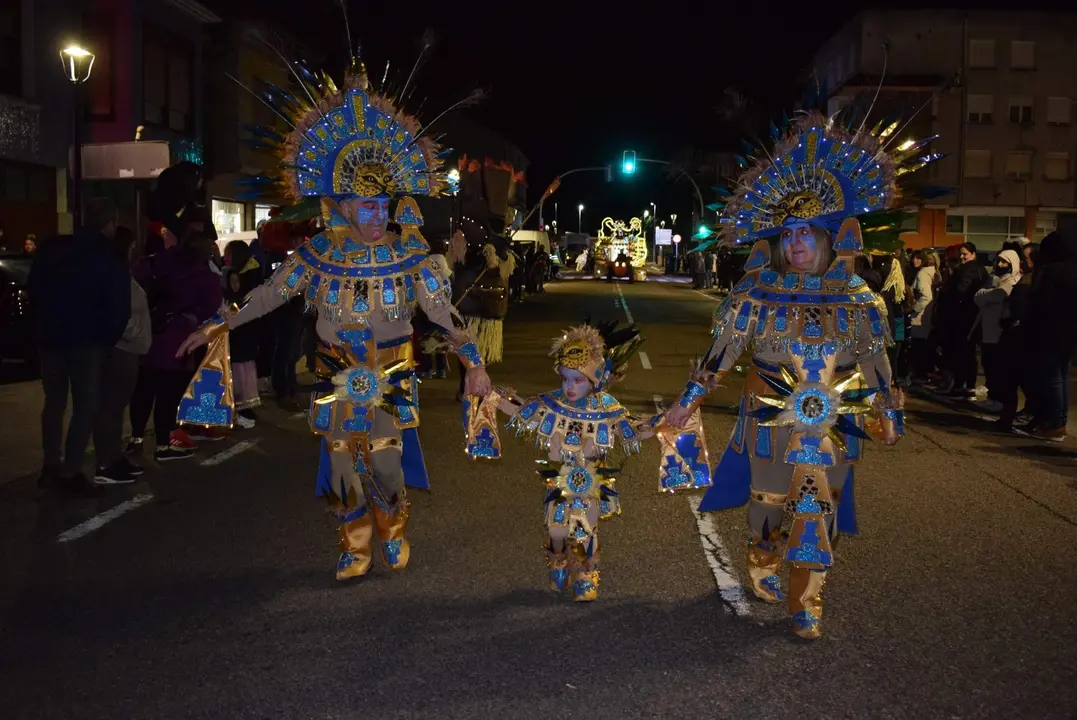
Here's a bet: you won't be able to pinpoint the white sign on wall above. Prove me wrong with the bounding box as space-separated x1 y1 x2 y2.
655 228 673 246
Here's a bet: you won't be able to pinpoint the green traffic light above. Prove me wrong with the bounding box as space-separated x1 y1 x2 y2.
622 161 635 174
621 150 636 175
697 225 709 237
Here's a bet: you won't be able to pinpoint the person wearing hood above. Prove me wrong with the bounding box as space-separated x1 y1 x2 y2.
1021 229 1077 441
973 249 1022 412
29 198 131 496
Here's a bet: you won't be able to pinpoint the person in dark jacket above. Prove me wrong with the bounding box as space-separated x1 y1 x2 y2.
994 247 1039 432
129 230 224 461
29 197 131 496
940 242 989 396
1021 230 1077 441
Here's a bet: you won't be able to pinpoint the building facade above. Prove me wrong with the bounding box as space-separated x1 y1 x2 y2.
0 0 82 247
812 10 1077 250
80 0 219 228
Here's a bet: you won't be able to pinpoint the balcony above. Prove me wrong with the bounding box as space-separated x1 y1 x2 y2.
0 94 41 163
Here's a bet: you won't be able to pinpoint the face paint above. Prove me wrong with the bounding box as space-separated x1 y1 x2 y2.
780 221 818 271
559 367 594 402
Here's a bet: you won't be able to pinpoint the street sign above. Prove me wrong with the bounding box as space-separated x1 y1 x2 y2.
655 228 673 246
673 234 682 244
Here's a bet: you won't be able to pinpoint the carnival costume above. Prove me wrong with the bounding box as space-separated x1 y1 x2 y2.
672 112 937 638
462 322 712 601
176 59 487 581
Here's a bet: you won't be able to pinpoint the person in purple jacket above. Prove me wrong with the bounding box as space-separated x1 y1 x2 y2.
129 230 224 461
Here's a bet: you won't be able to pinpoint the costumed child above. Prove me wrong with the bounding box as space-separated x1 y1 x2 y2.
462 321 713 602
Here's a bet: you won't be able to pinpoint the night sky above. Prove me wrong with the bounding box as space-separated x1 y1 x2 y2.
213 0 1049 233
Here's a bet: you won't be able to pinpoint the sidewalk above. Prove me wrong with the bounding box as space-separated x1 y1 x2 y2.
0 379 47 486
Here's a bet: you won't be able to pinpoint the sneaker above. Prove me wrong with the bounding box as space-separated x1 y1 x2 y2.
58 473 105 497
973 399 1004 413
116 456 144 476
235 414 256 430
155 446 195 462
1029 426 1067 443
186 427 227 442
169 428 199 449
94 464 137 485
126 437 144 455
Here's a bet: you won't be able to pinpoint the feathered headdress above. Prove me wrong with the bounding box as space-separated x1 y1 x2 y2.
713 110 942 246
550 321 643 391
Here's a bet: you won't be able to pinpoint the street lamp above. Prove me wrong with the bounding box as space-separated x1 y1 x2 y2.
60 44 95 229
643 209 650 219
577 203 584 233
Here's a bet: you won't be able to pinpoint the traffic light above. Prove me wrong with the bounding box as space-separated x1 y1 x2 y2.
697 224 710 238
622 150 636 175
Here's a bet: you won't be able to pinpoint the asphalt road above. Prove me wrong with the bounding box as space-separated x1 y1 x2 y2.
2 276 1076 719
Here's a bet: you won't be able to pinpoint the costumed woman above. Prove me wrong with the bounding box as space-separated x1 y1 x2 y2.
462 321 712 601
664 112 937 639
175 57 491 581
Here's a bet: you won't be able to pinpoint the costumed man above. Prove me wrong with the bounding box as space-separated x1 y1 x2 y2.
175 58 491 580
664 112 937 639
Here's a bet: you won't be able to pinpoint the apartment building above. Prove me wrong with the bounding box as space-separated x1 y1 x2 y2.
813 10 1077 250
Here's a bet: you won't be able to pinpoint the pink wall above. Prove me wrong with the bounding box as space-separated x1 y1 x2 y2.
85 0 134 144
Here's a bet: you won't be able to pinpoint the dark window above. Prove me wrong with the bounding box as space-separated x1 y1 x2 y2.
83 13 115 119
142 24 193 134
0 4 21 97
3 164 26 201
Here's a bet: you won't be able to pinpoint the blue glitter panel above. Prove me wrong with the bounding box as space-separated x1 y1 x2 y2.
744 246 768 271
733 274 755 293
396 203 422 225
787 436 835 466
391 238 408 258
310 234 331 255
403 274 416 303
754 424 772 458
343 405 372 433
381 282 397 306
397 405 415 424
760 269 779 286
285 264 305 289
735 301 753 331
781 273 800 290
326 279 341 306
177 369 232 427
619 419 636 440
341 236 362 254
804 275 822 291
312 400 333 432
352 289 370 314
467 427 501 459
786 521 833 566
328 247 347 263
306 273 322 302
374 245 393 263
868 306 884 336
836 307 849 333
756 304 769 336
421 266 441 294
458 342 482 368
848 274 866 288
539 413 556 435
519 400 539 421
552 502 566 524
824 264 850 282
833 224 863 251
775 306 789 332
596 423 610 445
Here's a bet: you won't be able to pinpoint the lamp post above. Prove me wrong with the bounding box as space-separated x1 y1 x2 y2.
60 44 95 229
577 203 584 233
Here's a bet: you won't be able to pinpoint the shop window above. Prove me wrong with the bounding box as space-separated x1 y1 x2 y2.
1047 97 1072 126
1010 40 1035 70
899 213 919 231
967 216 1010 235
1045 152 1071 181
945 215 965 233
254 204 274 227
969 38 995 68
1008 96 1033 125
967 94 993 124
964 150 992 178
212 199 244 235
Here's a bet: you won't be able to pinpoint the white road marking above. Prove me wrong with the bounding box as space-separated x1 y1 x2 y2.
613 282 635 323
638 351 652 370
57 494 155 543
687 494 752 616
692 289 722 302
200 439 260 466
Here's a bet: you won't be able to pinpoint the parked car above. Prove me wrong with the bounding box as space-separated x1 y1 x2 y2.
0 253 34 362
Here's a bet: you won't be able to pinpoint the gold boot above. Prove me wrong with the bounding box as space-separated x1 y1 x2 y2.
335 506 374 581
547 542 570 592
788 567 827 640
747 531 785 603
570 544 599 602
372 496 411 570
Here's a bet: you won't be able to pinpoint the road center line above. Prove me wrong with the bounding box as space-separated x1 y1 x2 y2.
200 439 260 466
57 493 154 543
613 282 635 323
687 494 752 616
638 351 652 370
